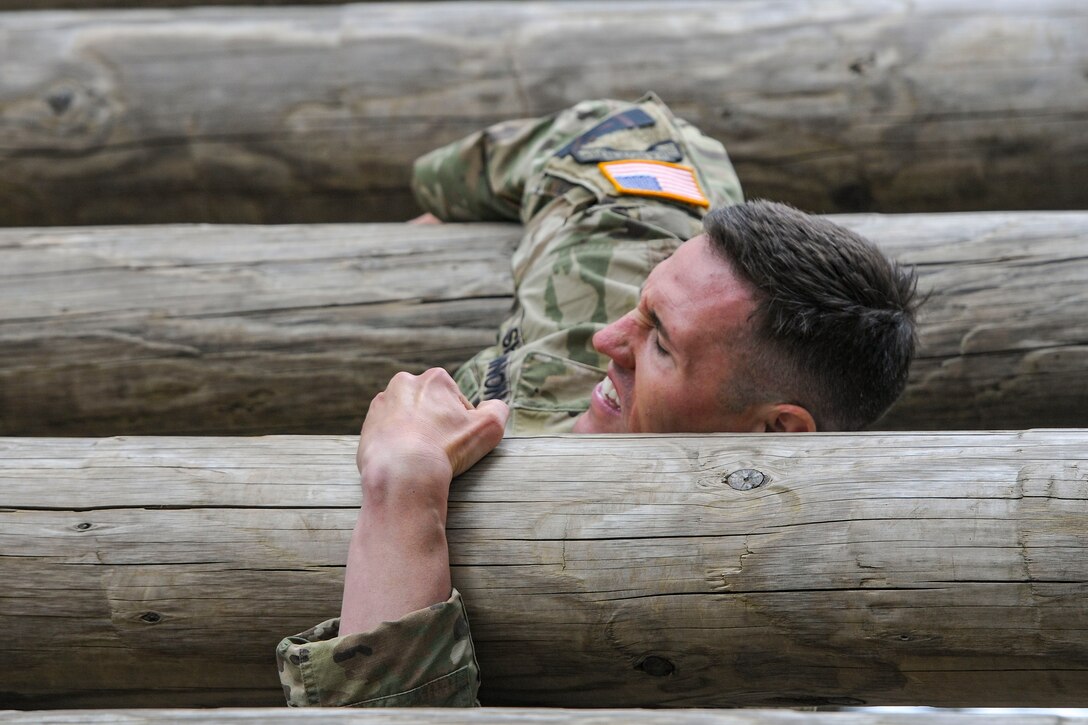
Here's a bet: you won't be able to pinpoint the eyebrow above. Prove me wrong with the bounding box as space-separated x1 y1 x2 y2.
648 308 674 349
639 280 678 353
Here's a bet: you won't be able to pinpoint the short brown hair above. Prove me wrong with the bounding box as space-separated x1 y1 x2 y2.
704 200 920 431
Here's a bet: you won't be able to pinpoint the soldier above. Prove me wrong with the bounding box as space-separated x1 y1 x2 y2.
277 94 920 707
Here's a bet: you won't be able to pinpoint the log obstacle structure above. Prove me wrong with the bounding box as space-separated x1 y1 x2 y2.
1 431 1086 708
3 0 1087 719
2 0 1088 226
3 710 1088 725
2 212 1086 436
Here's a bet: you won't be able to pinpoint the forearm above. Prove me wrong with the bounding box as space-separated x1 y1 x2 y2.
280 459 480 708
340 494 452 635
340 450 454 635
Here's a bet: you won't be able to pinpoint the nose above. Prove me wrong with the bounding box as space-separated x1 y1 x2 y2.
592 313 637 369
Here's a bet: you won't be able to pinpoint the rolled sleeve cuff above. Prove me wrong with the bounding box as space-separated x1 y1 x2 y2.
276 588 480 707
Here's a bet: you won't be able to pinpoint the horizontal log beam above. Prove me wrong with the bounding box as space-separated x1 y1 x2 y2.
2 1 1088 225
0 0 366 8
3 708 1088 725
2 430 1086 708
1 212 1085 435
0 222 516 435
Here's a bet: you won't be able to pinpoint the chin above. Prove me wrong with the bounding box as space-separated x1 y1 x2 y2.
572 411 624 434
571 412 595 434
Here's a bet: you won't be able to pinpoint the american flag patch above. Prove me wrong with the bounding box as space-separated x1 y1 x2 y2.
598 159 709 207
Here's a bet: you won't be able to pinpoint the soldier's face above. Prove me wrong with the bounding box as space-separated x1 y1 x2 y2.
572 234 767 434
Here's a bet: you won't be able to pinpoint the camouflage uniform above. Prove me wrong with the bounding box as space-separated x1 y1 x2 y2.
277 93 743 706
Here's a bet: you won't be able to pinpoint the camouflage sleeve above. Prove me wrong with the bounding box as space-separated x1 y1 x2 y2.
410 100 632 223
276 588 480 707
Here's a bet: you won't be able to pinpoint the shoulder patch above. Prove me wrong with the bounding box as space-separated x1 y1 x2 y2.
556 108 656 159
598 160 709 207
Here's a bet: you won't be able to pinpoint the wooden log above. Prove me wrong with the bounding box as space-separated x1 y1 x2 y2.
2 1 1088 226
3 708 1088 725
0 222 517 435
0 0 366 8
1 212 1086 436
1 430 1086 708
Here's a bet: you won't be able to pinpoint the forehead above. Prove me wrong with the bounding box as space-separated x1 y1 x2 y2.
645 235 758 332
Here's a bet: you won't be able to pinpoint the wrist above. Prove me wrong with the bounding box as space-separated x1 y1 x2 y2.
358 451 451 527
359 442 452 500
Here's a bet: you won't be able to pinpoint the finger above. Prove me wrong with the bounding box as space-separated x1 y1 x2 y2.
476 399 510 428
449 401 509 478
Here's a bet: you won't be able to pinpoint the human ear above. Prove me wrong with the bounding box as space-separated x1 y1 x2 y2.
763 404 817 433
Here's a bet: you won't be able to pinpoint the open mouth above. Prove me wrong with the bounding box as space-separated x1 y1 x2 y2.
598 375 621 411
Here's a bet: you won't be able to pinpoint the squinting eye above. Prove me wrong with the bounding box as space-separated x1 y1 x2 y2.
653 332 669 356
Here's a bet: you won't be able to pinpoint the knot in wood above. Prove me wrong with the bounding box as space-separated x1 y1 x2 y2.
46 89 74 116
139 611 162 624
75 522 92 531
637 655 675 677
725 469 766 491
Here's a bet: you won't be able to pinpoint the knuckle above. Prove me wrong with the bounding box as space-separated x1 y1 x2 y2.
385 372 414 393
422 368 459 392
479 414 505 438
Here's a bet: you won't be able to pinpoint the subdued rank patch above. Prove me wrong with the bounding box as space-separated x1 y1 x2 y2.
598 160 709 207
555 108 656 159
573 140 683 164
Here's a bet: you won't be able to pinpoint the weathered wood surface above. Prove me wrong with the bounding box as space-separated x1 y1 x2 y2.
0 222 517 435
3 708 1088 725
1 212 1086 436
0 0 370 8
1 431 1086 708
2 0 1088 226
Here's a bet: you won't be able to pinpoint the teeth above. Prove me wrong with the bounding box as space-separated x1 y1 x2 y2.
600 376 620 407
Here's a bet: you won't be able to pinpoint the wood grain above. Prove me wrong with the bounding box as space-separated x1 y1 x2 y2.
1 212 1085 435
1 431 1086 708
2 706 1087 724
0 222 517 435
2 1 1088 225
